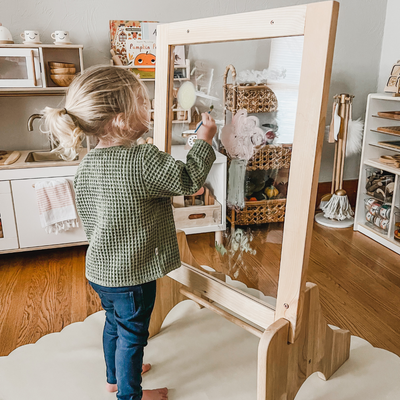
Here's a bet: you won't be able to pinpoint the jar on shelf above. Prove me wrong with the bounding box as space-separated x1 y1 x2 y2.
364 197 391 234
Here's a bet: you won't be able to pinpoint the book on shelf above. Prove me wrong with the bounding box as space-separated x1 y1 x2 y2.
109 20 185 79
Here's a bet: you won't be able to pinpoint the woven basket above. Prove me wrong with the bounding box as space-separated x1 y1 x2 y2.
247 144 291 171
223 64 278 114
228 199 287 225
222 144 292 171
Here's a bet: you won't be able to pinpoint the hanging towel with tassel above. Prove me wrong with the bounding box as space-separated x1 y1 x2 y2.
35 178 79 234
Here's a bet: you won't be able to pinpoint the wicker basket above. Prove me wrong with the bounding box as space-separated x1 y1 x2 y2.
222 144 292 171
228 199 287 225
224 145 292 227
223 64 278 114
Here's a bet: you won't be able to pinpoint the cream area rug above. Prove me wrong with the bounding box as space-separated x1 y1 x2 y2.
1 275 400 400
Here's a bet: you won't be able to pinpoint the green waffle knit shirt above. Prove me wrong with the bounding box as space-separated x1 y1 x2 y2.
73 139 216 287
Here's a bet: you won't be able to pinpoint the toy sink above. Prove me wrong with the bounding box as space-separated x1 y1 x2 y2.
25 151 76 162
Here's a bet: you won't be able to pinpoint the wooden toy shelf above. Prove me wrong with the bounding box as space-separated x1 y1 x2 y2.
354 93 400 254
0 44 83 96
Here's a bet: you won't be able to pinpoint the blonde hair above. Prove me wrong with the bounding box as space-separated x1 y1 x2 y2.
41 65 150 160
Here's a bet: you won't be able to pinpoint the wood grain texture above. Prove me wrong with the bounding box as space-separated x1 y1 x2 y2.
1 223 399 358
187 223 400 357
257 283 350 400
0 246 101 356
161 5 306 45
275 1 339 342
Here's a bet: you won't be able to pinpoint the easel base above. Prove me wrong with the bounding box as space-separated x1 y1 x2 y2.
315 212 354 228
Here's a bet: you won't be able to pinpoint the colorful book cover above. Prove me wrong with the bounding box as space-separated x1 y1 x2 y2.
126 39 156 79
109 20 157 65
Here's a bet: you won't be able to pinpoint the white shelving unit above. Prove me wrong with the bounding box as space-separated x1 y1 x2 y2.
354 93 400 254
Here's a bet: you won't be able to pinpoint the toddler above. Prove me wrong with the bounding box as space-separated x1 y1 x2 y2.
42 65 217 400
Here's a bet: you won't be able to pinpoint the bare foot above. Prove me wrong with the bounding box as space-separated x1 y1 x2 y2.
142 388 168 400
105 364 152 392
142 363 152 375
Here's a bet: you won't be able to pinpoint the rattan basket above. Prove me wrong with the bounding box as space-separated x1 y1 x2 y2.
222 144 292 171
227 199 287 225
223 64 278 114
224 144 292 227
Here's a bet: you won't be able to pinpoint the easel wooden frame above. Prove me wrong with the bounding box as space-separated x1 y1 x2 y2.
151 2 350 399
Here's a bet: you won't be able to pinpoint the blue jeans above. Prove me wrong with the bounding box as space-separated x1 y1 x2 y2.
89 280 157 400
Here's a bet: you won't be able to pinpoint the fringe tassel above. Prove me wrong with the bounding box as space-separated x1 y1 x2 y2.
322 194 354 221
45 219 79 235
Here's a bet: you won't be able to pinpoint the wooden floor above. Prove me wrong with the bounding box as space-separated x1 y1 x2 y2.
1 223 399 358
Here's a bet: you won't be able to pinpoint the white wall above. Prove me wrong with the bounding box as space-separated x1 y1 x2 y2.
378 0 400 92
1 0 388 181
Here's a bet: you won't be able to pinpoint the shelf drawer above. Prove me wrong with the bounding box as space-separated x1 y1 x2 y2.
173 201 222 230
0 181 19 251
11 176 86 248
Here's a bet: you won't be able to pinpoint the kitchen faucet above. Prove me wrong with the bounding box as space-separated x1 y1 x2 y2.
27 113 56 150
27 113 43 131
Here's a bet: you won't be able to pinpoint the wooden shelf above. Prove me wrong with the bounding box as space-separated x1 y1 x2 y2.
359 222 389 240
0 87 67 96
369 143 400 153
370 129 400 138
364 158 400 175
0 44 83 48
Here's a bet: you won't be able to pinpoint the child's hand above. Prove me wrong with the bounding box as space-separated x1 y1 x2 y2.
196 113 217 145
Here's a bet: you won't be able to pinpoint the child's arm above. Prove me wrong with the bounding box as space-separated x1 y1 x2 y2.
143 113 217 198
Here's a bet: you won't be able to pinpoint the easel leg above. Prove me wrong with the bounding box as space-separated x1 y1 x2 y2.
257 283 350 400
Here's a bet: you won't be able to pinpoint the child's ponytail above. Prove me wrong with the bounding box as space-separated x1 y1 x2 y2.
41 106 85 161
41 65 150 160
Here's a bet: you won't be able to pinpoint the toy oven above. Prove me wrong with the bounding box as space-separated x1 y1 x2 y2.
0 48 42 88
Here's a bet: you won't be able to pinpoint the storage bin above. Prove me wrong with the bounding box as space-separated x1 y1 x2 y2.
173 200 222 230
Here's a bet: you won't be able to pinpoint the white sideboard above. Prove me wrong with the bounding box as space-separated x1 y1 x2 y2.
354 93 400 254
0 157 87 254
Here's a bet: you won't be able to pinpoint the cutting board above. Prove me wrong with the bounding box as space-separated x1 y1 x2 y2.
0 151 21 165
377 126 400 136
378 140 400 150
377 111 400 120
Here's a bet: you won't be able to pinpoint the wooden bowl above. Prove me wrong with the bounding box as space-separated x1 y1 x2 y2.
48 61 75 68
50 74 75 87
51 67 76 75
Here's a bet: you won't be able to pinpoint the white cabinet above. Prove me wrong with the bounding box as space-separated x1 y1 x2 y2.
354 93 400 254
11 176 87 249
0 181 19 251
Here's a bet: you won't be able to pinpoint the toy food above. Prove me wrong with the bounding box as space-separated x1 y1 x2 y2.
365 171 395 202
265 185 279 199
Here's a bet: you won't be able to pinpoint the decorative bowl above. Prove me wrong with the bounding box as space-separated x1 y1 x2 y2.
50 74 75 87
50 67 76 75
48 61 75 68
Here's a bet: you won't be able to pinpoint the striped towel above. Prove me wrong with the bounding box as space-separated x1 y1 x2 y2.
35 178 79 234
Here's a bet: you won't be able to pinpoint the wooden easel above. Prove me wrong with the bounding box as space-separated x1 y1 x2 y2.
151 2 350 399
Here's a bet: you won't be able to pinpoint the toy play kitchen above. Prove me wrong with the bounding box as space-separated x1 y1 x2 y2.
0 24 83 92
0 30 87 253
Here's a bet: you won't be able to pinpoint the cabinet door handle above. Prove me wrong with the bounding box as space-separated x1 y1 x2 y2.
31 50 37 87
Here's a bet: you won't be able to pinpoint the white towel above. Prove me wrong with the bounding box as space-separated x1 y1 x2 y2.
35 178 79 234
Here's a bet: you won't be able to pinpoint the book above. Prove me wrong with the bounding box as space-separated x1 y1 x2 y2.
109 20 157 65
126 40 156 79
109 20 185 79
